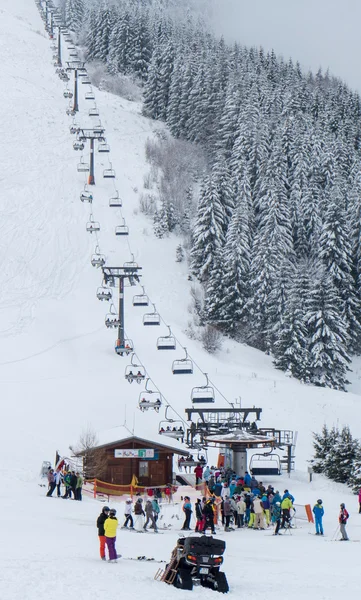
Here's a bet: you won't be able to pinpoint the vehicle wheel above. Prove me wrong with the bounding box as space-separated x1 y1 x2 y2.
173 568 193 590
213 571 229 593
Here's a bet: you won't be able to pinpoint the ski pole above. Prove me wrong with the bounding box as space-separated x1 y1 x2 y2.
331 525 340 541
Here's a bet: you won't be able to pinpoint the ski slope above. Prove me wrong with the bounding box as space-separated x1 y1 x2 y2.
2 1 361 598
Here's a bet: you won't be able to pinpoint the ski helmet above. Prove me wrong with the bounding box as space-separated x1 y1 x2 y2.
340 503 345 509
102 506 110 512
317 499 322 504
109 508 117 516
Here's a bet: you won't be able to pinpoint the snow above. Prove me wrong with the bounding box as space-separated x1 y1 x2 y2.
2 1 361 598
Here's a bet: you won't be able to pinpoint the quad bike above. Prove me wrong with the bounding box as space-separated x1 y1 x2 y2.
155 535 229 593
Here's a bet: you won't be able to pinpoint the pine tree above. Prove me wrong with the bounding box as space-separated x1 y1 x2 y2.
65 0 84 32
311 425 340 474
325 426 359 483
176 244 185 262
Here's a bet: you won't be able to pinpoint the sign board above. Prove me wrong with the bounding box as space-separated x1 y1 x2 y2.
114 449 155 459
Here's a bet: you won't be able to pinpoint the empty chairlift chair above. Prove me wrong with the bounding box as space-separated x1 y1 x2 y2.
85 89 95 100
103 163 116 179
96 285 112 301
89 105 99 117
115 219 129 236
109 191 122 207
138 380 162 412
157 326 176 350
125 354 146 384
81 77 91 85
133 287 149 307
191 373 215 404
91 246 106 268
172 347 193 375
77 69 88 78
143 304 160 326
98 141 110 153
115 338 134 357
86 215 100 233
249 453 281 477
77 157 90 173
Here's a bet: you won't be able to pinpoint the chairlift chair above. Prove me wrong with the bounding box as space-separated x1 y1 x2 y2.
115 338 134 357
96 286 112 301
69 52 78 58
249 452 281 476
109 191 122 207
86 216 100 233
125 354 146 384
103 163 116 178
105 312 120 329
80 187 93 202
98 142 110 153
91 247 106 268
89 106 99 117
133 287 149 307
67 45 75 50
172 347 193 374
63 89 73 99
73 140 84 151
123 256 138 272
85 91 95 100
157 325 176 350
191 373 215 404
138 380 162 412
77 158 90 172
93 123 104 134
66 107 76 116
69 124 80 135
143 304 160 326
115 220 129 236
159 411 185 440
81 78 91 85
77 71 88 78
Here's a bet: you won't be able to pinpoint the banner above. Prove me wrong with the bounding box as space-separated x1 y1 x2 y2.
114 449 156 458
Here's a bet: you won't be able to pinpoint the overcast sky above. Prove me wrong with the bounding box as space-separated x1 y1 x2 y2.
207 0 361 94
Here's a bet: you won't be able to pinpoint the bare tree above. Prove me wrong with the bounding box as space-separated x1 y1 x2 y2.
70 427 108 481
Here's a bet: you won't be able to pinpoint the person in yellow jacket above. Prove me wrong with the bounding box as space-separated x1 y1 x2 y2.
281 496 293 529
104 508 119 562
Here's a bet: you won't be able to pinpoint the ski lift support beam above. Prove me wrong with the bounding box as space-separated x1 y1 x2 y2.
102 266 142 350
76 128 105 186
65 61 84 114
185 407 263 449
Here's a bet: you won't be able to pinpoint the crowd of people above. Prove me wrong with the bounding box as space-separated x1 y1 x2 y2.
46 467 83 500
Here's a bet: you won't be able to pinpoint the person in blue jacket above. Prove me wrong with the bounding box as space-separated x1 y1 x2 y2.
244 471 252 488
282 489 295 503
312 499 324 535
272 490 282 505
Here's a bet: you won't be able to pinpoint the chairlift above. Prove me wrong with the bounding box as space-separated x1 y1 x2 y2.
115 220 129 236
89 105 99 117
143 304 160 326
105 305 120 329
73 140 84 151
125 354 146 384
69 52 78 58
80 186 93 202
98 142 110 153
63 89 73 99
77 158 90 172
159 422 185 441
96 285 112 301
115 338 134 356
81 78 91 85
67 45 75 50
59 73 70 82
133 286 149 307
191 373 215 404
249 452 281 476
91 246 106 268
172 347 193 375
157 325 176 350
123 255 138 272
103 163 116 179
86 215 100 233
78 71 88 78
66 107 76 116
85 90 95 100
69 123 80 135
138 379 162 412
109 191 122 207
93 123 104 134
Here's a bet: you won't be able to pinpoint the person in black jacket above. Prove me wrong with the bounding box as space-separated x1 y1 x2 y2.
97 506 110 560
202 497 216 534
70 471 78 499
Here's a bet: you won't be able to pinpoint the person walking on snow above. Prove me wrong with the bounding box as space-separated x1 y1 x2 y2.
181 496 192 530
123 499 134 529
144 499 158 532
272 502 282 535
339 503 349 541
46 469 56 497
97 506 110 560
133 498 145 531
312 499 324 535
104 508 119 561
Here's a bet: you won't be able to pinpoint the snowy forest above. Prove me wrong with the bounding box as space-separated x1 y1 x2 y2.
63 0 361 392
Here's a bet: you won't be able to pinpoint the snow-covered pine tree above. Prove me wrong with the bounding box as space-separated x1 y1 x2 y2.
311 424 340 474
190 176 225 282
348 447 361 494
65 0 84 32
175 244 184 262
325 426 359 483
306 269 351 391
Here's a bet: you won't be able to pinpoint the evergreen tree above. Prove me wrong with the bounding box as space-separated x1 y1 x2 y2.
325 426 359 483
311 425 340 473
176 244 185 262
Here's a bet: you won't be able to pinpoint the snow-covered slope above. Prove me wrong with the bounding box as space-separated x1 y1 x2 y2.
2 2 361 600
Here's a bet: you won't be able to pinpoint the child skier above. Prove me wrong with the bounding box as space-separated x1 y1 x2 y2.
339 503 349 541
123 499 134 529
104 508 119 562
312 499 324 535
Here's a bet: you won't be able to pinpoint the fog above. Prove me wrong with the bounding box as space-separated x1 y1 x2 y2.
203 0 361 94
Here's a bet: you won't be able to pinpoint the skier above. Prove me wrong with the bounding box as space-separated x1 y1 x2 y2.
223 496 232 531
123 499 134 529
46 469 56 497
195 498 205 532
280 494 294 528
104 508 119 562
339 503 349 541
144 499 158 532
312 499 324 535
181 496 192 530
202 497 216 534
97 506 110 560
272 502 282 535
133 498 145 531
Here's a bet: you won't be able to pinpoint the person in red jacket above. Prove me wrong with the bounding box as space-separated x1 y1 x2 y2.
194 464 204 485
339 503 349 541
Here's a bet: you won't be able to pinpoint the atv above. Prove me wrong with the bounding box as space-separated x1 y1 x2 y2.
159 535 229 593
